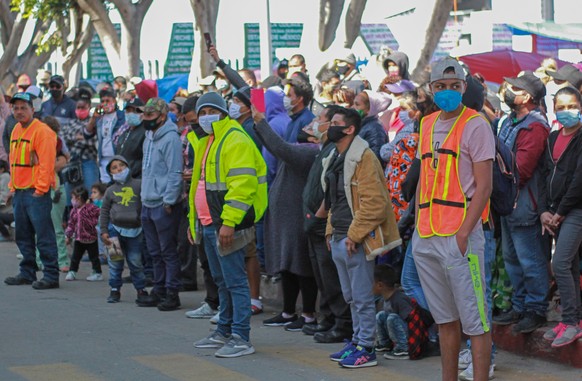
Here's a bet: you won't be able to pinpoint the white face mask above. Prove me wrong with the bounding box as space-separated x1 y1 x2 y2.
500 102 511 115
229 103 242 120
198 114 220 134
283 96 295 112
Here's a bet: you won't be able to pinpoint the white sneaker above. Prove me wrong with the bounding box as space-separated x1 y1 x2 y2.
458 348 472 370
210 311 220 325
86 272 103 281
458 362 495 381
65 271 77 281
185 302 218 319
16 253 23 260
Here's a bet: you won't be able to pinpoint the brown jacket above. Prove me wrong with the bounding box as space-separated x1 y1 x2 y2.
323 136 401 260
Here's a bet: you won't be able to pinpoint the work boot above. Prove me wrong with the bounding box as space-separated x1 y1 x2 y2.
135 289 149 305
137 289 165 307
157 290 181 311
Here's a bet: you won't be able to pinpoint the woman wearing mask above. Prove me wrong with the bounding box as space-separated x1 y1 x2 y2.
87 88 125 183
352 90 390 164
539 86 582 348
61 93 99 194
115 98 146 179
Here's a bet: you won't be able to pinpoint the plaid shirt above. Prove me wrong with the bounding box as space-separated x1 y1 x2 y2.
61 118 98 161
407 298 434 360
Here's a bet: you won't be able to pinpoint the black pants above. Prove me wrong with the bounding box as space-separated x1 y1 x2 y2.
197 237 219 310
70 240 101 273
281 270 318 315
0 212 13 237
307 233 352 329
177 203 198 290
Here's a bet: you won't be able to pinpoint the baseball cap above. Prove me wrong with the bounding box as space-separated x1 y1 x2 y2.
10 92 34 107
430 57 466 83
49 75 65 87
385 80 416 94
25 85 43 109
124 97 145 112
143 97 169 114
504 71 546 102
547 64 582 88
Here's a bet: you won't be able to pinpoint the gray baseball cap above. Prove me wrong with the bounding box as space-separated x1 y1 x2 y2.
430 57 466 83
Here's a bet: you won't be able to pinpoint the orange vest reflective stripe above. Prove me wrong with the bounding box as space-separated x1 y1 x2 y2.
9 120 40 190
417 107 489 238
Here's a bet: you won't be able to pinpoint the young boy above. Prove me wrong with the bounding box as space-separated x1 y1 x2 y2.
99 156 148 304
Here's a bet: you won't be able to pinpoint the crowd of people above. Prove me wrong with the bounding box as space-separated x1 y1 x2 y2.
1 45 582 380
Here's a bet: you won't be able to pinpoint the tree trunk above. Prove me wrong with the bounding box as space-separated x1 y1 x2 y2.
318 0 345 51
344 0 367 48
62 18 95 86
113 0 153 77
411 0 453 83
190 0 220 81
0 13 28 82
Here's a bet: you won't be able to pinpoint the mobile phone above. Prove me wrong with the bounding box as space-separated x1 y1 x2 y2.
251 88 266 113
204 33 213 51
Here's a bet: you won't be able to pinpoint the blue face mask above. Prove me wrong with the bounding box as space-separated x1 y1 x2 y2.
168 112 178 123
434 90 463 113
398 110 412 126
125 112 141 127
556 109 581 128
112 167 130 183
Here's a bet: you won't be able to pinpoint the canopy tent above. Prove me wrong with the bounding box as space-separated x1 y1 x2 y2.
508 22 582 44
458 50 567 84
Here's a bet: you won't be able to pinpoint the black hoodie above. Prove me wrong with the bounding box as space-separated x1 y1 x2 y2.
383 52 410 80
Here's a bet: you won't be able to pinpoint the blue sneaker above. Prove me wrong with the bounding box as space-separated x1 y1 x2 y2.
330 340 357 362
339 346 377 368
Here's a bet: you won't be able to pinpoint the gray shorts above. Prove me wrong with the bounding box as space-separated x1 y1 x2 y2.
411 225 489 336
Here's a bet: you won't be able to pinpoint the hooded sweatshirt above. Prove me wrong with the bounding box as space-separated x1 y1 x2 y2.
100 155 142 231
384 51 410 80
141 119 183 208
263 86 292 184
360 90 390 164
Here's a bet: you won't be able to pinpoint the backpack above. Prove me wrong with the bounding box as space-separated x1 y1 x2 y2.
491 136 519 216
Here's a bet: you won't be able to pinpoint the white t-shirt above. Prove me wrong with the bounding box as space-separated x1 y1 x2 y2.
100 112 116 158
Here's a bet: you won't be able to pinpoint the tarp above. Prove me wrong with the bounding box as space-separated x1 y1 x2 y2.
508 22 582 44
458 50 568 84
156 74 189 103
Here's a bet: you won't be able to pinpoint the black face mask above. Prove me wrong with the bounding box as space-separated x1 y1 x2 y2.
50 89 63 100
327 125 348 143
190 122 208 139
296 129 313 144
504 89 518 110
143 117 161 131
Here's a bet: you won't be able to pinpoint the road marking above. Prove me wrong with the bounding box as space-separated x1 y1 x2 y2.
10 363 103 381
133 353 258 381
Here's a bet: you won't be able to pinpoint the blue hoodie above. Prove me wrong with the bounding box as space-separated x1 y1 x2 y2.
263 87 292 184
141 119 183 208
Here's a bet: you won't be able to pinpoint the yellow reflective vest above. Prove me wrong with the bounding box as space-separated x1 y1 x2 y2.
187 117 268 241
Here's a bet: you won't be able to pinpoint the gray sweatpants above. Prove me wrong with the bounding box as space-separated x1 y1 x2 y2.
553 208 582 326
330 237 376 348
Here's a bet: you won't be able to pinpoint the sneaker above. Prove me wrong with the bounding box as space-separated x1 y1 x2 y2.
513 312 546 334
458 362 495 381
330 340 357 362
59 266 70 273
374 343 392 353
65 271 77 281
263 312 297 327
32 279 59 290
157 291 181 311
194 331 231 349
551 324 582 348
458 348 472 370
107 289 121 303
493 309 522 325
251 304 263 315
16 253 23 260
135 289 149 305
214 334 255 358
4 274 33 285
210 311 220 325
383 349 409 360
339 346 377 368
543 322 567 341
86 272 104 282
185 302 218 319
285 316 308 332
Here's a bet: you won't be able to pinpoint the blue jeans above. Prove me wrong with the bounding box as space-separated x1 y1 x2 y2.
203 225 251 342
108 233 146 290
64 159 100 205
401 243 428 311
501 218 549 316
142 205 181 292
376 311 408 352
13 189 58 282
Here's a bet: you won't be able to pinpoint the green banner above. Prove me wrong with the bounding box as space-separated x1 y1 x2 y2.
244 23 304 70
87 24 121 81
164 23 195 76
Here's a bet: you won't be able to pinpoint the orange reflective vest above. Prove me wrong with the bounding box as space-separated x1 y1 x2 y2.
9 119 56 193
417 107 488 238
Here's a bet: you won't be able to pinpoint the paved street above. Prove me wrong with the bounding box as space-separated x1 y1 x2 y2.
0 241 580 381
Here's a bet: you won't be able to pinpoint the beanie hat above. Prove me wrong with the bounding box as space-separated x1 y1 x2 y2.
233 85 252 107
182 96 199 115
196 91 228 115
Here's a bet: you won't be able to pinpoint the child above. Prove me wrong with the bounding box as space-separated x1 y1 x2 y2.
374 264 433 360
99 155 148 304
65 186 103 281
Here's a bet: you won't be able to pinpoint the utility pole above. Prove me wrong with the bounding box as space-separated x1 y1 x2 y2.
259 0 272 82
541 0 554 21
